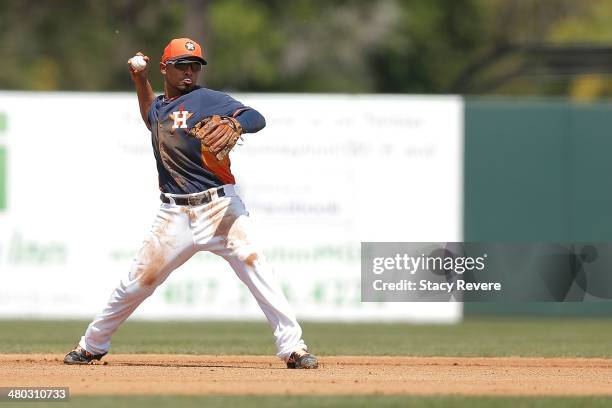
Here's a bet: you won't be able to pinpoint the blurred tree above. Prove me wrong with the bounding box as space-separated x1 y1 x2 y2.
453 0 612 97
1 0 612 97
275 0 400 92
0 0 183 91
369 0 486 93
204 0 285 91
547 0 612 100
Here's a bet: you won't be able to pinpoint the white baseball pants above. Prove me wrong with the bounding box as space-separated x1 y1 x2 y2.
79 185 306 360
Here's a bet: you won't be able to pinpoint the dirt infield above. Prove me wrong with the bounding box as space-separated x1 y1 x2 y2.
2 354 612 396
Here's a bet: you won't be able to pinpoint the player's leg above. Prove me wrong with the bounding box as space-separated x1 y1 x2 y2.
65 204 196 363
222 251 308 355
195 193 317 368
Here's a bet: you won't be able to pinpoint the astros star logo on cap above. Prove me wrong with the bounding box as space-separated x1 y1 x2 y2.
185 41 196 51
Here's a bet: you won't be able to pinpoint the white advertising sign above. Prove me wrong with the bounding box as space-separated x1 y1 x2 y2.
0 92 462 322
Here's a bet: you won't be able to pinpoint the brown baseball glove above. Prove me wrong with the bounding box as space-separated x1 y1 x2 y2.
188 115 243 160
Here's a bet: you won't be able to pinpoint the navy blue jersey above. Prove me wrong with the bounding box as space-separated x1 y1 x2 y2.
148 86 252 194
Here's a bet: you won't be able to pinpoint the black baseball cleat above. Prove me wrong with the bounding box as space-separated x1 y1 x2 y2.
286 349 319 369
63 346 107 365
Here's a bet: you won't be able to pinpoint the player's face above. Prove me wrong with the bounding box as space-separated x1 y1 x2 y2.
161 60 202 95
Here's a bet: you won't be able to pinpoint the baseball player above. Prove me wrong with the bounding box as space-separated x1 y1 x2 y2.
63 38 318 369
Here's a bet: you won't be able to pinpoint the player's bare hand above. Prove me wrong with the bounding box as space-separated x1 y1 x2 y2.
127 52 149 81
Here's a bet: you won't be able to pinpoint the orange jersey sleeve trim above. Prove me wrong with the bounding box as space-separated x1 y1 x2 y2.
201 146 236 185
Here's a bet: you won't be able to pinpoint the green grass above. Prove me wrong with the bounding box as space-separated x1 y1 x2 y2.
1 317 612 357
3 396 612 408
3 318 612 407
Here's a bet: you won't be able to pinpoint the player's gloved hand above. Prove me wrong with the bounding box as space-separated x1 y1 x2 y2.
188 115 243 160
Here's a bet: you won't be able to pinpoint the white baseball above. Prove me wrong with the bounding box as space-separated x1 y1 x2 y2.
130 55 147 72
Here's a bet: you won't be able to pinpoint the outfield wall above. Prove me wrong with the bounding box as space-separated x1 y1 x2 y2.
464 99 612 316
0 92 463 322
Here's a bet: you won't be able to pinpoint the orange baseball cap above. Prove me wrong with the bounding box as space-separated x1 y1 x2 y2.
161 38 207 65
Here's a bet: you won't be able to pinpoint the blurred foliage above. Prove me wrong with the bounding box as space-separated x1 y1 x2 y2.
2 0 612 97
